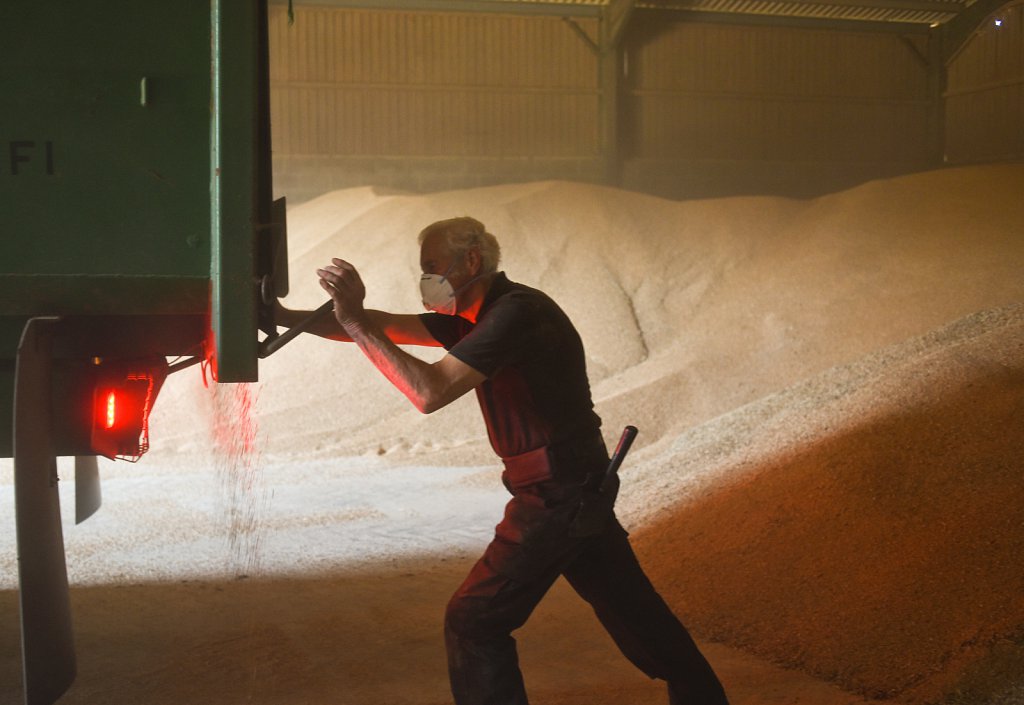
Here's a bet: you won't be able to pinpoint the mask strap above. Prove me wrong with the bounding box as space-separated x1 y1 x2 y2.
452 272 485 297
438 261 457 283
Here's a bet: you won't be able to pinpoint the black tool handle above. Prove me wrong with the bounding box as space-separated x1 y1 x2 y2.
258 299 335 358
600 425 638 494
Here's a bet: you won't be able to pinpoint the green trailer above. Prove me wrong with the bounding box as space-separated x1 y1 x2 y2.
2 2 292 703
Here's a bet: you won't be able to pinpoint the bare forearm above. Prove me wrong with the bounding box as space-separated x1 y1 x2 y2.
311 257 480 410
342 314 449 413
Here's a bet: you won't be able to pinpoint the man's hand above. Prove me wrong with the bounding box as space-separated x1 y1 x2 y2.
317 258 367 328
314 256 484 413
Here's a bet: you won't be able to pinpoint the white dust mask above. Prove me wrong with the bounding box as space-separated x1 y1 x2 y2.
420 262 485 315
420 262 459 315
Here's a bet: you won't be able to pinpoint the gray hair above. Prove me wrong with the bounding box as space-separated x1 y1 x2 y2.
418 216 501 275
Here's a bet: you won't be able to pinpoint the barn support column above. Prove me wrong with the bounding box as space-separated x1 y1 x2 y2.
599 0 633 186
563 1 632 187
927 28 947 165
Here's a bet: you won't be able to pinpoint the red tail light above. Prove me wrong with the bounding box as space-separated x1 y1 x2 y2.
90 359 168 461
105 391 117 430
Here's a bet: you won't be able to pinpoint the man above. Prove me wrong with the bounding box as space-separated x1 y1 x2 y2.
277 216 729 705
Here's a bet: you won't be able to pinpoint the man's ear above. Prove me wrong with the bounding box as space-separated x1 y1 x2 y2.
466 247 482 276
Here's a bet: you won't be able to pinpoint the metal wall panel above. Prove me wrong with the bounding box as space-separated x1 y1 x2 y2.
268 5 601 158
625 21 933 165
267 5 948 199
945 2 1024 162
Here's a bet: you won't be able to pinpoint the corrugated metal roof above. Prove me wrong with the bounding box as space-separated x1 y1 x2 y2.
639 0 974 25
465 0 977 24
281 0 981 26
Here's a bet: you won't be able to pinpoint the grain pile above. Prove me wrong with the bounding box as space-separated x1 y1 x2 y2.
630 304 1024 704
100 162 1024 702
153 162 1024 470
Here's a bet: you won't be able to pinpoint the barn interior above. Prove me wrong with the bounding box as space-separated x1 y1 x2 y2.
2 1 1023 704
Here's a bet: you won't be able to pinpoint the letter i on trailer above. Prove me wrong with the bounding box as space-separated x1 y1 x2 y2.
0 3 295 704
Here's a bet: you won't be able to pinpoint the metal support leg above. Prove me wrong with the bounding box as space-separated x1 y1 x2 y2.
14 317 76 705
74 456 101 525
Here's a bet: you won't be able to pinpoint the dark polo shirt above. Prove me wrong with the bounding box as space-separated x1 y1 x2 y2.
420 272 602 459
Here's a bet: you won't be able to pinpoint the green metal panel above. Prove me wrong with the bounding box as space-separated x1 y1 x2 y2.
1 1 273 365
1 2 211 288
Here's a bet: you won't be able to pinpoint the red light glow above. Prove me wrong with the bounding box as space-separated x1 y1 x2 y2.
105 391 116 429
90 361 166 462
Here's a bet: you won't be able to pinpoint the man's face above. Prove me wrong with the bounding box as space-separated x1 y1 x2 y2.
419 231 456 278
419 231 481 314
420 232 478 285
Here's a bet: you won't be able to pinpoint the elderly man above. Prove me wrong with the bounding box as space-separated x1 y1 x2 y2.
277 216 729 705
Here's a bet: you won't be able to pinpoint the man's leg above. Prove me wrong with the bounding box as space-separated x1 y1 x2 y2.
445 553 559 705
445 490 575 705
562 521 729 705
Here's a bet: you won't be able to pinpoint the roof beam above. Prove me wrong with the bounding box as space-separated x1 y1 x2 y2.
638 6 932 32
940 0 1015 62
607 0 636 43
637 0 968 27
642 0 968 14
562 16 601 52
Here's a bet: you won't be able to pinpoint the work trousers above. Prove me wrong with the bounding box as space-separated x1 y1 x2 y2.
444 468 729 705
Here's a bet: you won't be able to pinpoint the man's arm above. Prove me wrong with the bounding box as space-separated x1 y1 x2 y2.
341 315 485 413
315 258 485 413
275 302 442 346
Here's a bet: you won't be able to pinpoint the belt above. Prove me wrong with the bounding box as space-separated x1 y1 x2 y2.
501 433 608 492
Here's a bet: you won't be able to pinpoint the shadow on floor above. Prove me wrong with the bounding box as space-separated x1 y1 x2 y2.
1 554 866 705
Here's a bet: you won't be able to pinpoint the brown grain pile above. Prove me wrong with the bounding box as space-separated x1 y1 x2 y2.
630 304 1024 704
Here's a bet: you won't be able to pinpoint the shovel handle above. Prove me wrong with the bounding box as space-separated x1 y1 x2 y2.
259 299 335 358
